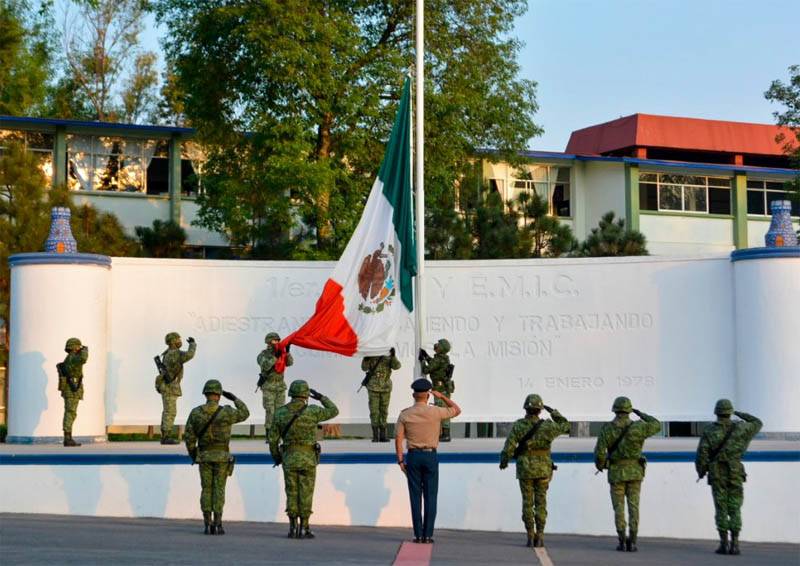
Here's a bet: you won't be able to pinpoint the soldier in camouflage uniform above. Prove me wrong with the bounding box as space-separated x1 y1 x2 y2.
594 397 660 552
695 399 762 555
500 394 569 547
361 347 401 442
258 332 294 441
156 332 196 444
58 338 88 447
419 338 454 441
269 380 338 539
184 379 249 535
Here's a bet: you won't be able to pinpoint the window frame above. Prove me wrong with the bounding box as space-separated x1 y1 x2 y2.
745 179 800 218
639 172 732 216
509 165 572 218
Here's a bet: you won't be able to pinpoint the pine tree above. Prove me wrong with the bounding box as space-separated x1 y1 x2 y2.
579 212 649 257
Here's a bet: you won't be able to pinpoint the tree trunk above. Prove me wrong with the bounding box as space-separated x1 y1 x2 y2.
315 113 334 251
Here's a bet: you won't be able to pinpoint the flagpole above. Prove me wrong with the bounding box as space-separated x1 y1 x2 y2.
414 0 426 375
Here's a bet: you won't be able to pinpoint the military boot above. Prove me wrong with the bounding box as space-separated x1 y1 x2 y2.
729 531 740 555
63 432 80 447
715 530 729 554
301 518 315 539
626 532 637 552
379 426 389 442
371 426 380 442
288 516 298 538
534 523 545 547
214 512 224 535
203 512 212 535
616 531 626 551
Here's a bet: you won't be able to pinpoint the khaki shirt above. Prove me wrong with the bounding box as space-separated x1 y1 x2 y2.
397 402 457 450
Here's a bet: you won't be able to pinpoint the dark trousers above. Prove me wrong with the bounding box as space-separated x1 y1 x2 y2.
405 450 439 539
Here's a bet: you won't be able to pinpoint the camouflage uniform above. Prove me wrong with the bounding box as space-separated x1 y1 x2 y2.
695 399 762 555
594 397 660 552
362 353 401 441
58 338 88 445
184 380 249 534
157 332 196 442
500 395 569 547
421 339 453 436
258 333 294 438
269 381 338 538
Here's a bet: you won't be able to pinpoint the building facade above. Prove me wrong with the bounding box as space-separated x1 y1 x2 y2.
483 114 798 255
2 113 797 256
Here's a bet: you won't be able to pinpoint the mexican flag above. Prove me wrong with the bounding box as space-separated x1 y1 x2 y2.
277 78 416 362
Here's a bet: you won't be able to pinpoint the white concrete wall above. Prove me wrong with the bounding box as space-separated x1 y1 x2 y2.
98 255 742 427
734 255 800 431
640 214 735 255
73 192 170 237
581 161 626 235
180 198 229 247
1 460 797 543
8 262 110 441
747 219 771 249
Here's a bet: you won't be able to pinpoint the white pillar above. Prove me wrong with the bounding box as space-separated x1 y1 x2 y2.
732 248 800 433
7 253 111 443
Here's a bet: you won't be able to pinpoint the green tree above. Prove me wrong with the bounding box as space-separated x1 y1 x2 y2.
516 192 576 258
578 211 648 257
765 64 800 207
0 0 52 115
135 219 187 258
55 0 159 122
154 0 541 258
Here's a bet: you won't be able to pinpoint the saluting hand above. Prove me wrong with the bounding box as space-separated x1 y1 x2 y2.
309 389 324 401
221 391 237 401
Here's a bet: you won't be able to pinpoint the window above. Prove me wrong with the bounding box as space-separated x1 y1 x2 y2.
68 135 156 193
0 129 54 181
746 179 799 217
510 165 571 217
639 173 731 214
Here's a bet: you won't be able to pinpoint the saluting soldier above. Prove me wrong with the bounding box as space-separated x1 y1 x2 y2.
156 332 196 444
184 379 249 535
419 338 454 442
58 337 88 447
594 397 660 552
269 380 338 539
257 332 294 441
500 394 569 547
361 347 401 442
695 399 762 555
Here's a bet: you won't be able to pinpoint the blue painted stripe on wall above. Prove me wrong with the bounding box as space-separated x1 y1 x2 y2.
0 451 797 466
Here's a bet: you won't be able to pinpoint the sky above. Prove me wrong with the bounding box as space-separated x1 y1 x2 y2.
137 0 800 151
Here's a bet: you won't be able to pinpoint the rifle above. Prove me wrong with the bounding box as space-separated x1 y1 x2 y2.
154 355 172 384
595 423 632 475
189 406 223 465
358 364 379 393
255 372 268 393
698 424 737 481
273 405 308 467
513 419 546 460
57 362 81 393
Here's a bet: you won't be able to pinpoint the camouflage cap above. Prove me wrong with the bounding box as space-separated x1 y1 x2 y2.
165 332 181 346
714 398 734 416
612 396 633 413
288 380 310 398
64 337 82 351
524 394 544 410
203 379 222 395
435 338 451 354
265 332 281 343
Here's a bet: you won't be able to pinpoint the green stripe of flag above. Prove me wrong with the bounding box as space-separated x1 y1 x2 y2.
378 77 417 312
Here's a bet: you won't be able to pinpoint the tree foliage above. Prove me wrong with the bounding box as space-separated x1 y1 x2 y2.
154 0 541 258
578 211 648 257
0 0 52 115
765 64 800 201
135 219 187 258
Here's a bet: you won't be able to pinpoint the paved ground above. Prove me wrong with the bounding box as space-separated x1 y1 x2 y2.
0 514 797 566
1 437 797 455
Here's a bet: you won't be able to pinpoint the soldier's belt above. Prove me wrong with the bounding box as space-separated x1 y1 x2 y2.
283 444 316 451
199 443 230 452
526 449 551 456
611 458 641 465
